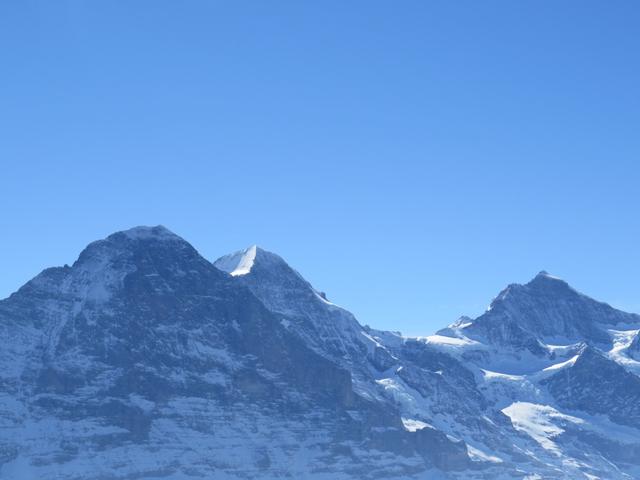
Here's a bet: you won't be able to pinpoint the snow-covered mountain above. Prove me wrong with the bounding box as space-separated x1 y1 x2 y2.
1 226 639 479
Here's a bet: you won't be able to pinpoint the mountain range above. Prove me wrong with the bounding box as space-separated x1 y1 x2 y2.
1 226 639 479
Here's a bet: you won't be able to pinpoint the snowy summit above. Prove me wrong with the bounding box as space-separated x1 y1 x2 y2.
214 245 258 276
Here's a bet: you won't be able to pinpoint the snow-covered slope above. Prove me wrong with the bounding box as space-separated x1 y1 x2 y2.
1 229 639 479
214 244 257 276
430 272 640 478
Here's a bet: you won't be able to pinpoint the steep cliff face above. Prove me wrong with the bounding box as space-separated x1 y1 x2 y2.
214 246 382 364
0 227 468 480
543 346 640 428
457 271 639 352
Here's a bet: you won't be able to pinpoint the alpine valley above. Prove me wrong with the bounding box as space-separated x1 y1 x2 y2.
1 226 639 479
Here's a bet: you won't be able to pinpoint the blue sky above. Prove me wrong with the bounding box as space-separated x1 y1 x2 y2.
1 1 639 335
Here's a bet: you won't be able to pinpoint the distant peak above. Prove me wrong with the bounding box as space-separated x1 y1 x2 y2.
73 225 195 271
111 225 180 241
535 270 562 280
214 245 258 277
214 246 299 280
484 271 575 313
527 270 571 289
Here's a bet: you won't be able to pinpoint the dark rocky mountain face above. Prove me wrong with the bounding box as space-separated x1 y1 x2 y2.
0 227 469 479
1 226 640 479
214 246 378 365
543 346 640 428
456 271 639 354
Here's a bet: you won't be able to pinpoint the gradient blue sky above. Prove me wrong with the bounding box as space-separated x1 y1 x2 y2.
1 1 639 335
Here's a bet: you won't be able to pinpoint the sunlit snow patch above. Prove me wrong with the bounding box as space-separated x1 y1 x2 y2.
415 335 479 349
481 369 525 382
542 354 579 372
466 444 503 464
401 418 434 432
214 245 257 276
502 402 583 455
608 329 640 376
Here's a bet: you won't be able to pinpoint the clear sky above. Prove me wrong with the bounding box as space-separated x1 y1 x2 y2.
1 1 639 335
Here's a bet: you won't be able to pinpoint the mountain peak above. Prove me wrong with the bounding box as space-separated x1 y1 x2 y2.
108 225 181 242
465 268 640 350
214 245 259 276
73 225 194 269
213 245 295 279
533 270 563 281
526 270 572 292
